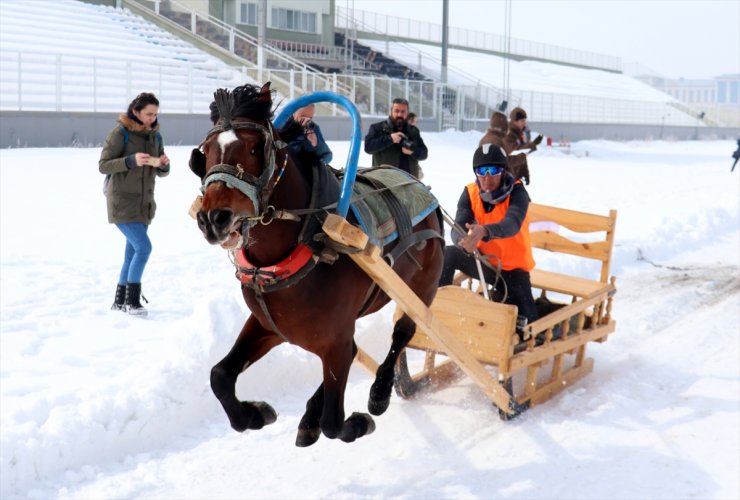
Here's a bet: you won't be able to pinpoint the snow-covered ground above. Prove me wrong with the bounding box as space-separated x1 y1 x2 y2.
1 135 738 499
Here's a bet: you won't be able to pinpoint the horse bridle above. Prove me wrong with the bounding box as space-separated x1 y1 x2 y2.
197 120 289 232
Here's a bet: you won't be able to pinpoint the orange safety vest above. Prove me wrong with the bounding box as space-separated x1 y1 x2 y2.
466 181 535 271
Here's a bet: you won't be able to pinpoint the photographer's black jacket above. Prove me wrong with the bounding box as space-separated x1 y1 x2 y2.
364 118 428 178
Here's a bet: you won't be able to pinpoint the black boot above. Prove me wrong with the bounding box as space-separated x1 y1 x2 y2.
111 284 126 311
124 283 148 317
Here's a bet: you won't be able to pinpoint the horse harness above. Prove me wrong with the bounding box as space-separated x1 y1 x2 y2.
197 95 442 341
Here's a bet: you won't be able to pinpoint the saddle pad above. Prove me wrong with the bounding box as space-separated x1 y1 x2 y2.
349 167 438 247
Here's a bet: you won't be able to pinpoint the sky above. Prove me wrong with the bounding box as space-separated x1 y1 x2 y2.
1 137 739 499
349 0 740 80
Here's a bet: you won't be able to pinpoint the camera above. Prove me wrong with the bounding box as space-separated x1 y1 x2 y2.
303 119 315 130
402 139 415 150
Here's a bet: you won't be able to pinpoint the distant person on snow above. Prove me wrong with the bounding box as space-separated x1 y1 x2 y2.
481 110 532 186
99 92 170 317
503 108 543 185
732 139 740 172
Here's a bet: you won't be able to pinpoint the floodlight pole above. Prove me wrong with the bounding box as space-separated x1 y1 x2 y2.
258 0 266 80
441 0 449 84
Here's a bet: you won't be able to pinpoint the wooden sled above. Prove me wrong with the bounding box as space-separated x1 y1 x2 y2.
390 203 618 419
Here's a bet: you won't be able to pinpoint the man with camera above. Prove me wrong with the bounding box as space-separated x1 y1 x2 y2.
364 98 428 178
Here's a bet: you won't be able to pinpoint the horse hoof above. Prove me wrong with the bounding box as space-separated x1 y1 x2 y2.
295 427 321 447
339 412 376 443
368 396 390 416
254 401 278 426
229 401 277 432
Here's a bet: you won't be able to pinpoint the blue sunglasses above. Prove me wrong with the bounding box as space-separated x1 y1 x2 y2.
474 165 504 176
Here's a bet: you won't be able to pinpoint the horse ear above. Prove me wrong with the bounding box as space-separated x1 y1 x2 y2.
258 82 272 103
189 148 206 179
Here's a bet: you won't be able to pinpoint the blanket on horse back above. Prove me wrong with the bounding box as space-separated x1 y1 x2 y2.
222 161 442 291
345 165 439 247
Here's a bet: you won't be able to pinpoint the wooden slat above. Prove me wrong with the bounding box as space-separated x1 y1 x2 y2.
528 203 614 233
530 231 612 261
530 269 613 299
407 287 518 365
518 358 594 406
353 347 380 376
510 321 615 371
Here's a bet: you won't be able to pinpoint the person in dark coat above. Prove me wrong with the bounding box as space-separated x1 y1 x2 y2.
479 111 508 147
364 98 428 178
503 107 544 186
277 103 333 168
481 110 531 185
732 139 740 172
99 92 170 316
504 107 543 154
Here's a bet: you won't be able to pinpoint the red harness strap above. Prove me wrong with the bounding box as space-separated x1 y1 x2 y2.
235 243 315 287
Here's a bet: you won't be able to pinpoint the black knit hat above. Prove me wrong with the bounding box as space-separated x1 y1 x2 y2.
473 143 508 169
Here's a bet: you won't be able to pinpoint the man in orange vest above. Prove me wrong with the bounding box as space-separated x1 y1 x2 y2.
439 143 538 326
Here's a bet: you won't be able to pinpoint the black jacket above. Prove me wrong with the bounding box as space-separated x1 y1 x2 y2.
364 118 428 177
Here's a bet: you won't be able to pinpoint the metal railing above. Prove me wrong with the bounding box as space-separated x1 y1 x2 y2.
335 6 623 73
124 0 354 103
0 49 244 113
0 47 707 128
0 1 715 128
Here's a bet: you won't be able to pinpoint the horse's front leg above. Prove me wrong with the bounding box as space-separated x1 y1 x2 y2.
296 383 324 447
368 313 417 415
211 315 283 432
319 338 376 443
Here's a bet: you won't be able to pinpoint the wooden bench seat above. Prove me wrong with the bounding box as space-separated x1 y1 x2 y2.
530 268 612 299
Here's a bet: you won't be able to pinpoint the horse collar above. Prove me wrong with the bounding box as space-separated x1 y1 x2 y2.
233 243 318 291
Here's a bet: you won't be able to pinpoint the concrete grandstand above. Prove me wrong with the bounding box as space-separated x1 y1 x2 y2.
0 0 737 147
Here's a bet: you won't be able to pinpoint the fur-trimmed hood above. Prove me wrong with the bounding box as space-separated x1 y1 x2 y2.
117 113 160 134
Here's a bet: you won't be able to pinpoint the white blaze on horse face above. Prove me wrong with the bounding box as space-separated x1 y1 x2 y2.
217 129 238 163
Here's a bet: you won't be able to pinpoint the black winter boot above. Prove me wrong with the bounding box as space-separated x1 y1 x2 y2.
124 283 148 317
111 284 126 311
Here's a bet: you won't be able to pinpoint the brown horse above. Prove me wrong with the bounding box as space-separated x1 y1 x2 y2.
191 83 444 446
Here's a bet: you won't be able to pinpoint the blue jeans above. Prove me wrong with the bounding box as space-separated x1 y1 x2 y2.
115 223 152 285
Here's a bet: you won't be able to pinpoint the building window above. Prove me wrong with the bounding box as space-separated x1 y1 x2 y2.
731 82 739 104
271 7 317 33
718 82 727 103
239 2 257 25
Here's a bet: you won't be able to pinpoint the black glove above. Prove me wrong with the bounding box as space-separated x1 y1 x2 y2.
532 134 543 146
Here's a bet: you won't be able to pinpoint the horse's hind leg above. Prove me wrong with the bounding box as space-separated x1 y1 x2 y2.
211 315 282 432
368 313 417 415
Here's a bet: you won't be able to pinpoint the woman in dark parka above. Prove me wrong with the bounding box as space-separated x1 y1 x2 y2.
99 92 170 316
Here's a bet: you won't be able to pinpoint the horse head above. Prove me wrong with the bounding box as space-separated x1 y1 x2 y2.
191 82 289 249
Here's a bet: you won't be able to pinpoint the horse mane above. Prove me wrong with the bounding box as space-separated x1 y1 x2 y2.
212 84 274 126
